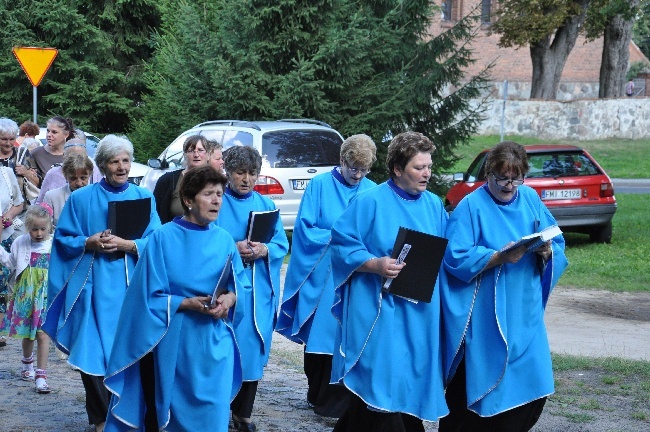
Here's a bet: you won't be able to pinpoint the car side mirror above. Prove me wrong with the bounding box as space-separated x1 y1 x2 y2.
147 158 162 169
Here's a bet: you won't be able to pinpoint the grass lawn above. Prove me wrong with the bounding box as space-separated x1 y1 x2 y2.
450 135 650 179
559 193 650 293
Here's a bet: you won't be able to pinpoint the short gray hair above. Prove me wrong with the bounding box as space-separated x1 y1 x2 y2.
0 118 19 136
223 146 262 174
340 134 377 168
95 134 134 174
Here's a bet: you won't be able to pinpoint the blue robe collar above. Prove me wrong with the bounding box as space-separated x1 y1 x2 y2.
173 216 210 231
100 178 129 193
225 186 253 200
332 166 356 188
387 178 422 201
482 183 518 206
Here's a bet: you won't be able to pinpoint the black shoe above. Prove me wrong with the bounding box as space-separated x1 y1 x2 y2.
232 418 256 432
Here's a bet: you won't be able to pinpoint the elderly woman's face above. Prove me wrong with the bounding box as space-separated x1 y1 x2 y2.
185 182 224 226
393 152 432 195
46 122 68 148
66 168 91 192
104 152 131 187
487 169 524 203
228 168 258 195
340 158 371 186
184 142 209 170
0 131 15 155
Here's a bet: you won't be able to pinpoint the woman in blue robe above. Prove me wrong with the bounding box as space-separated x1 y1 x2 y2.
276 134 377 417
439 141 569 432
104 166 246 432
42 135 161 432
330 132 449 432
216 146 289 432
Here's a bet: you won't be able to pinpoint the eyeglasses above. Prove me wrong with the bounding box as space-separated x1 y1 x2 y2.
185 149 206 155
492 173 524 187
344 162 371 175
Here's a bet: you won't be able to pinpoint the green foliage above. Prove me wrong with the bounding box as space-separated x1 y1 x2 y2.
0 0 160 133
584 0 639 40
627 61 650 80
633 0 650 59
131 0 490 193
490 0 589 48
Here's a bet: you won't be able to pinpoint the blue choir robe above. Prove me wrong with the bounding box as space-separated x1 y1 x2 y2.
216 188 289 381
330 180 449 421
276 168 376 353
42 180 161 375
441 184 569 416
104 219 246 432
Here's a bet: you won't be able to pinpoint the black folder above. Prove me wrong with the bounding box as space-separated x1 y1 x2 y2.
246 209 280 243
382 227 448 303
108 198 152 240
211 253 232 306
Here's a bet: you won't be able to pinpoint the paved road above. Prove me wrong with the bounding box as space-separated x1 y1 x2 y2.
611 178 650 194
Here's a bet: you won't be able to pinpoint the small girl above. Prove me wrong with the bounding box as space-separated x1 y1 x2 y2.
0 204 54 393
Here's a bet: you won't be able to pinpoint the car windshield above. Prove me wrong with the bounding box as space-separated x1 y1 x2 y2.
261 130 342 168
526 152 602 178
164 130 254 168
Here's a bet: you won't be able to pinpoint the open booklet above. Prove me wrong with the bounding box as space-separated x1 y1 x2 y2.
500 225 562 254
381 227 448 303
210 253 232 306
246 209 280 243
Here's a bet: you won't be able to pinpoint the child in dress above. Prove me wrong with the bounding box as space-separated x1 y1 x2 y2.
0 204 54 393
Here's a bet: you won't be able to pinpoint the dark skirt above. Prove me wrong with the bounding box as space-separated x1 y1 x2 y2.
304 351 350 417
438 357 546 432
333 392 425 432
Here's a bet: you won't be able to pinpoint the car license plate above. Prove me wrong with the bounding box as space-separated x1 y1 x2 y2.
542 189 581 200
292 179 310 190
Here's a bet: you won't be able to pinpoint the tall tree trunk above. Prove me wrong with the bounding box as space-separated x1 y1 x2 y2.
599 1 638 98
529 0 590 100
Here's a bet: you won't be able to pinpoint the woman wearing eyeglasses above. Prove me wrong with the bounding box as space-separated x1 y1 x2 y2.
276 134 376 418
439 141 568 432
153 135 210 224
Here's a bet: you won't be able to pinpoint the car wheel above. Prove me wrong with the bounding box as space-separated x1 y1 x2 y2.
589 221 612 244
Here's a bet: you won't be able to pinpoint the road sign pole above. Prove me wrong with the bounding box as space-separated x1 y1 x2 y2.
33 86 37 123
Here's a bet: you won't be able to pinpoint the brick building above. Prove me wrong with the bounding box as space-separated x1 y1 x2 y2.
430 0 650 100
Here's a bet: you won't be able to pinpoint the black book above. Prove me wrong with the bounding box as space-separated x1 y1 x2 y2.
210 253 232 306
107 198 151 260
108 198 152 239
382 227 449 303
246 209 280 243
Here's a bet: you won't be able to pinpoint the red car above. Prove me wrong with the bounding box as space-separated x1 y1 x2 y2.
445 145 617 243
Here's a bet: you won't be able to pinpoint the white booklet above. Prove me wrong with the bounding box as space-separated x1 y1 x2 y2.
501 225 562 254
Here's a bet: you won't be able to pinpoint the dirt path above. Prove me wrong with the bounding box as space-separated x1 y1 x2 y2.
546 286 650 361
1 286 649 431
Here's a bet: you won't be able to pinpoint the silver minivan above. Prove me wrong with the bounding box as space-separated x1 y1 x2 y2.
140 119 344 230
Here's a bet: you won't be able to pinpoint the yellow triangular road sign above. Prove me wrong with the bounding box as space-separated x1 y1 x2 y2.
12 47 58 87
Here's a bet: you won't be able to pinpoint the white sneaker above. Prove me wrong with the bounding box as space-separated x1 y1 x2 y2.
35 376 51 394
21 369 35 381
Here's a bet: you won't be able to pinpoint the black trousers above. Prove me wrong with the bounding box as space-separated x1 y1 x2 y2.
333 393 424 432
438 357 546 432
304 351 350 418
140 352 159 432
231 380 259 418
79 372 110 426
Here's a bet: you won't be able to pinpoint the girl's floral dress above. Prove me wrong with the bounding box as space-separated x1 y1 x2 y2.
0 239 51 340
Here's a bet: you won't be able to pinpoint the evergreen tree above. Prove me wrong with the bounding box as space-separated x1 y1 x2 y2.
133 0 488 193
0 0 160 133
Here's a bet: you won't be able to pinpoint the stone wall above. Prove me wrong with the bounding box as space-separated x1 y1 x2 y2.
476 97 650 140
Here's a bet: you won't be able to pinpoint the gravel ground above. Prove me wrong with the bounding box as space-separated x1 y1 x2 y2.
1 285 648 431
